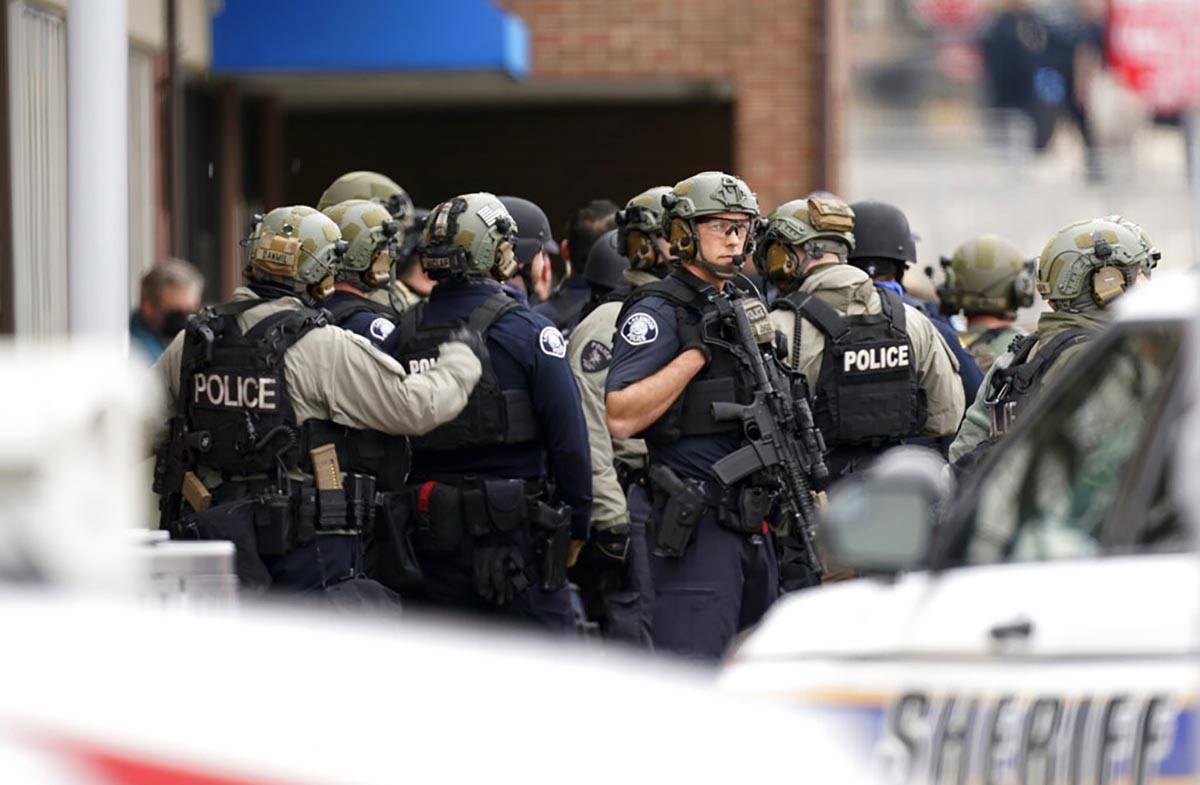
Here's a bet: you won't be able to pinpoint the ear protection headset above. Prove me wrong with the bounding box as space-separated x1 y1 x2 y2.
1087 232 1129 307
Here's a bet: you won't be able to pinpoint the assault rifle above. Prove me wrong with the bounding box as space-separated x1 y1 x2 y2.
152 414 212 532
707 295 830 579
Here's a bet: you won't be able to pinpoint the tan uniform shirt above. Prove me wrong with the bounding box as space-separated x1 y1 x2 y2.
768 264 965 438
565 270 657 530
154 288 481 441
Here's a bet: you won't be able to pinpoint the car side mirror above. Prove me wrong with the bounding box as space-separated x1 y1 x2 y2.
820 447 951 575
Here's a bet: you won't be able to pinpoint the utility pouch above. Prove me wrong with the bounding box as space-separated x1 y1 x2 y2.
735 486 772 535
366 491 424 592
295 485 318 544
311 444 347 531
411 481 465 553
343 473 376 536
648 464 705 558
530 499 571 592
180 498 272 589
254 488 294 556
483 478 526 534
461 483 491 538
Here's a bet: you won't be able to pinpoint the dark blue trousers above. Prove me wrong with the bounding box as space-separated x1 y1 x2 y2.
648 507 779 661
598 483 655 646
412 529 575 633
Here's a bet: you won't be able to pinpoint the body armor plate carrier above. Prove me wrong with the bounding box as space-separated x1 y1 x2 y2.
616 271 754 446
391 291 540 451
323 293 400 326
984 327 1091 437
776 287 925 449
169 300 409 494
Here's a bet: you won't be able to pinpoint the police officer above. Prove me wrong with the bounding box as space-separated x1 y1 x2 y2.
757 196 965 480
152 206 482 599
848 200 985 405
391 193 592 631
320 199 404 347
950 216 1159 464
316 170 423 310
566 190 672 645
498 195 558 305
938 234 1036 373
605 172 777 660
535 199 618 335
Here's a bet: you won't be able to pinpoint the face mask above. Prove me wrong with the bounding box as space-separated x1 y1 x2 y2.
158 309 191 342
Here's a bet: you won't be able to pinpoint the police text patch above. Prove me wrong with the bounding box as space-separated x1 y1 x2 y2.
620 313 658 346
540 326 567 358
841 342 910 375
369 317 395 343
580 340 612 373
192 372 278 411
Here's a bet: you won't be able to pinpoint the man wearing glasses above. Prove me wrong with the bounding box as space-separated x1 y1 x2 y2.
604 172 778 660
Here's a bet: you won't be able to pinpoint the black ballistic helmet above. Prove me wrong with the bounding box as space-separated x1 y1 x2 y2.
847 200 913 276
583 229 629 293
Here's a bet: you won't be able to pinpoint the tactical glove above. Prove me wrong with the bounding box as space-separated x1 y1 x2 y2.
444 325 486 358
675 307 711 365
472 544 530 606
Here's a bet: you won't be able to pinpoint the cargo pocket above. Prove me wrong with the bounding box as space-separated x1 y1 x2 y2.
483 479 526 534
410 481 464 553
180 499 272 589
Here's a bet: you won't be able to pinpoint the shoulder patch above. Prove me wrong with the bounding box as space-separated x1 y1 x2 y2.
368 317 395 343
579 339 612 373
539 325 567 358
620 312 659 346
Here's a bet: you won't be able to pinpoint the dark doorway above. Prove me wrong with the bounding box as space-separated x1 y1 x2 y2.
285 100 734 236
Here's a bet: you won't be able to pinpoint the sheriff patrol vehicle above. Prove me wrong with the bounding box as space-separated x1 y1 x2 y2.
721 270 1200 785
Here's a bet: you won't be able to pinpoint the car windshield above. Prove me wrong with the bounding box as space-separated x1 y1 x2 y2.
964 323 1183 565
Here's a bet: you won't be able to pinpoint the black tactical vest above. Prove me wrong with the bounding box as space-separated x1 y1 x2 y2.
324 292 400 325
985 327 1091 436
390 291 540 451
776 287 925 448
616 271 754 445
173 299 409 488
323 294 410 490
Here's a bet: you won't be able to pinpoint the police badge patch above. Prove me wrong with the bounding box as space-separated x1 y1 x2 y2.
580 340 612 373
620 312 658 346
539 326 567 358
369 317 395 343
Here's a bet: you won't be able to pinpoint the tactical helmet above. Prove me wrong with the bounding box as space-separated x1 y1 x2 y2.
317 171 415 230
1108 215 1161 277
418 192 518 282
244 206 345 302
1037 217 1154 309
583 229 629 293
753 196 855 291
847 200 912 276
615 186 671 271
661 171 759 280
939 234 1035 318
321 199 400 288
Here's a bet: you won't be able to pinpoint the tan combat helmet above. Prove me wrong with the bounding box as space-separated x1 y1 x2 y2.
321 199 400 289
417 193 518 282
317 171 415 232
939 234 1035 318
244 206 345 303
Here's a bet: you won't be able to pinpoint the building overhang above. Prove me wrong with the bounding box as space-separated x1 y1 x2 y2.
211 0 528 79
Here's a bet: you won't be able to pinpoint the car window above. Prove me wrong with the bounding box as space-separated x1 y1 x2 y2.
962 324 1182 565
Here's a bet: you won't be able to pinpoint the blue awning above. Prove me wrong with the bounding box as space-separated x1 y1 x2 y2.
211 0 528 78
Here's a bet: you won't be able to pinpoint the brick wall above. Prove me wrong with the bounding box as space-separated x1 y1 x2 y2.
497 0 841 211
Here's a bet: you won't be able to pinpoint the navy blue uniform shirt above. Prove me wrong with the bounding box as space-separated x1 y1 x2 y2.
533 275 590 337
323 290 404 353
411 278 593 540
606 276 744 483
